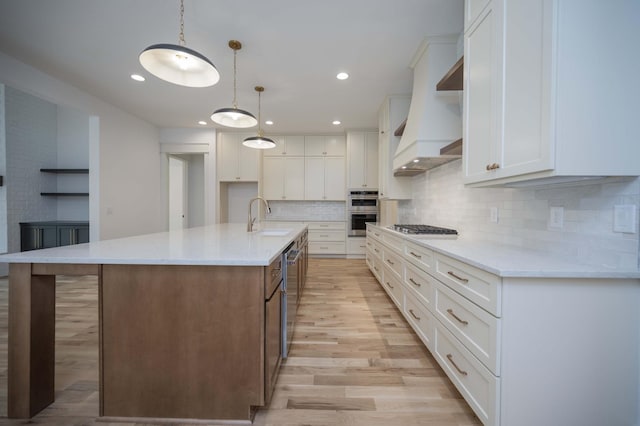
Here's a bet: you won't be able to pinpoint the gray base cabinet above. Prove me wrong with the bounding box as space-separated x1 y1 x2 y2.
20 221 89 251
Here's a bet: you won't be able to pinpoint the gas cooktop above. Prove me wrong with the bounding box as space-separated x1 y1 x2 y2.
389 224 458 236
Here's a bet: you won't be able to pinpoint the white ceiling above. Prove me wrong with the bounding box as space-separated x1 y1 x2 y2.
0 0 463 134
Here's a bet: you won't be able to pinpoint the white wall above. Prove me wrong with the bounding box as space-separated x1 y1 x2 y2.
398 160 640 270
56 104 90 220
0 50 164 241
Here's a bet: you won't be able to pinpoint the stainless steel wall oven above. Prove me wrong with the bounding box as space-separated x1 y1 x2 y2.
347 190 378 236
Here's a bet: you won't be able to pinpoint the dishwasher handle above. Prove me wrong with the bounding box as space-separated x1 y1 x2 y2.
286 249 301 265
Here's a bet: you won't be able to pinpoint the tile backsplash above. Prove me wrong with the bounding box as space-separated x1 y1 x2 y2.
398 160 640 270
266 201 346 222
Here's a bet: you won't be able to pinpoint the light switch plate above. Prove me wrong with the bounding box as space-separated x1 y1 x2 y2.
549 206 564 229
613 205 637 233
490 207 499 223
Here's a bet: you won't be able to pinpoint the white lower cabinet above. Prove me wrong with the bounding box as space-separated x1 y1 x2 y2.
347 237 367 256
307 222 346 255
365 224 640 426
434 321 499 426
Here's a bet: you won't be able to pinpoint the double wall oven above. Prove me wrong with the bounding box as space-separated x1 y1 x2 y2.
348 190 378 237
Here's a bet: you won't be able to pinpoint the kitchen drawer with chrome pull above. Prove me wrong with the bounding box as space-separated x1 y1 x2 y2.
308 242 345 255
382 248 403 280
434 321 499 426
382 232 403 254
435 280 500 375
381 265 403 309
403 290 434 351
434 252 501 316
309 230 345 242
404 240 434 273
403 261 435 310
307 221 346 231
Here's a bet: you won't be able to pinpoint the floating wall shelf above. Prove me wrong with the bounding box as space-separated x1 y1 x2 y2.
41 192 89 196
40 168 89 174
436 56 463 91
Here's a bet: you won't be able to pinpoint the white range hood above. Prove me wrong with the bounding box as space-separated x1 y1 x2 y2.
393 35 462 176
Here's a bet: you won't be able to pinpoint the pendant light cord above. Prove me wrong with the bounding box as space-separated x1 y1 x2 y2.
178 0 186 46
257 90 263 136
232 49 238 109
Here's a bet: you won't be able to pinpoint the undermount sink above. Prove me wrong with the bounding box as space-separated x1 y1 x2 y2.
259 229 291 236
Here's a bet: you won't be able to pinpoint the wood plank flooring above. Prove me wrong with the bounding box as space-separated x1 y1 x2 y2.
0 259 480 425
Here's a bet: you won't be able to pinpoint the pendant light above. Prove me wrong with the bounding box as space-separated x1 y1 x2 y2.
139 0 219 87
243 87 276 149
211 40 257 128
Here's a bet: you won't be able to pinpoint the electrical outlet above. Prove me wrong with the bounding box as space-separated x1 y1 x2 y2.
549 206 564 229
490 207 499 223
613 205 637 233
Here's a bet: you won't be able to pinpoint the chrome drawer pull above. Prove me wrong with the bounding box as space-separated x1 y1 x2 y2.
374 232 380 236
446 354 468 376
409 277 421 287
409 309 421 321
446 308 469 325
409 251 422 259
374 248 380 253
386 259 394 265
447 271 469 283
373 266 380 272
386 281 394 289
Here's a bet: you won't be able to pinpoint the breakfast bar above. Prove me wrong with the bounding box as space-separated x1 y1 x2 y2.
2 223 307 423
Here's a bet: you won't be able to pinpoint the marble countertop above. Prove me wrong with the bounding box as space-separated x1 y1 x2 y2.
370 224 640 279
0 223 307 266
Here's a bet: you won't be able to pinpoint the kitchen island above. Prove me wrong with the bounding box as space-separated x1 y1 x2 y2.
1 222 307 423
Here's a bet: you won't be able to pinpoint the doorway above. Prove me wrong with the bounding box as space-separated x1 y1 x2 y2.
168 155 188 231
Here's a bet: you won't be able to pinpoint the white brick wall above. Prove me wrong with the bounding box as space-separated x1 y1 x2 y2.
5 86 58 254
398 160 640 269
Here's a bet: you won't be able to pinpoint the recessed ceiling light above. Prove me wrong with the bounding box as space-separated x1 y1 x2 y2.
336 72 349 80
332 120 341 125
198 121 207 125
265 120 274 125
131 74 145 82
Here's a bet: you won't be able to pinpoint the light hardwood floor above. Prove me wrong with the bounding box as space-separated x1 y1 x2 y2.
0 259 480 425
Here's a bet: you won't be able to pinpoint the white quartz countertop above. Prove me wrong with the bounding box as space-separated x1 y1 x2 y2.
0 223 307 266
372 225 640 279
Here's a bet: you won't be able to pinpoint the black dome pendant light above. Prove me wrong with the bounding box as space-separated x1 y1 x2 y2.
211 40 258 128
243 86 276 149
139 0 219 87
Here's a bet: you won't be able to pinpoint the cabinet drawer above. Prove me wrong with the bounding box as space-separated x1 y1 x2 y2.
434 321 499 426
366 238 382 261
382 232 403 254
309 242 345 254
382 248 403 280
435 253 501 316
381 265 403 309
404 240 434 273
366 226 383 242
347 238 367 255
307 221 346 231
367 252 382 281
309 230 345 242
404 291 434 350
435 280 500 375
404 262 435 310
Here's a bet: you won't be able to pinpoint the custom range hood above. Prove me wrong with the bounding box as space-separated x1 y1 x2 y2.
393 35 462 176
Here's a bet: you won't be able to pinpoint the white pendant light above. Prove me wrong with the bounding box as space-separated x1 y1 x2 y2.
243 87 276 149
211 40 257 128
139 0 219 87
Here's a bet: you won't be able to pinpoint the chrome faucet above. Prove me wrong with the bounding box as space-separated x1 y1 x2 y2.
247 197 271 232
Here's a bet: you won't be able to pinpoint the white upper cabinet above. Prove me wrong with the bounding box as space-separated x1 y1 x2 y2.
378 96 412 199
305 157 345 200
263 135 305 157
305 135 346 156
347 131 378 189
262 157 305 200
217 133 260 181
463 0 640 187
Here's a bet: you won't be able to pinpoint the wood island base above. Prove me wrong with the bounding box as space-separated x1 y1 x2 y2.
8 262 273 422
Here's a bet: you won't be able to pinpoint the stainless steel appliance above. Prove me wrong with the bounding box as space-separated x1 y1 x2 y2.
348 190 379 237
282 242 301 358
388 224 458 238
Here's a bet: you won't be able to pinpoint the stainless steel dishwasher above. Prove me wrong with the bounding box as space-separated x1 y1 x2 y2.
281 242 300 358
